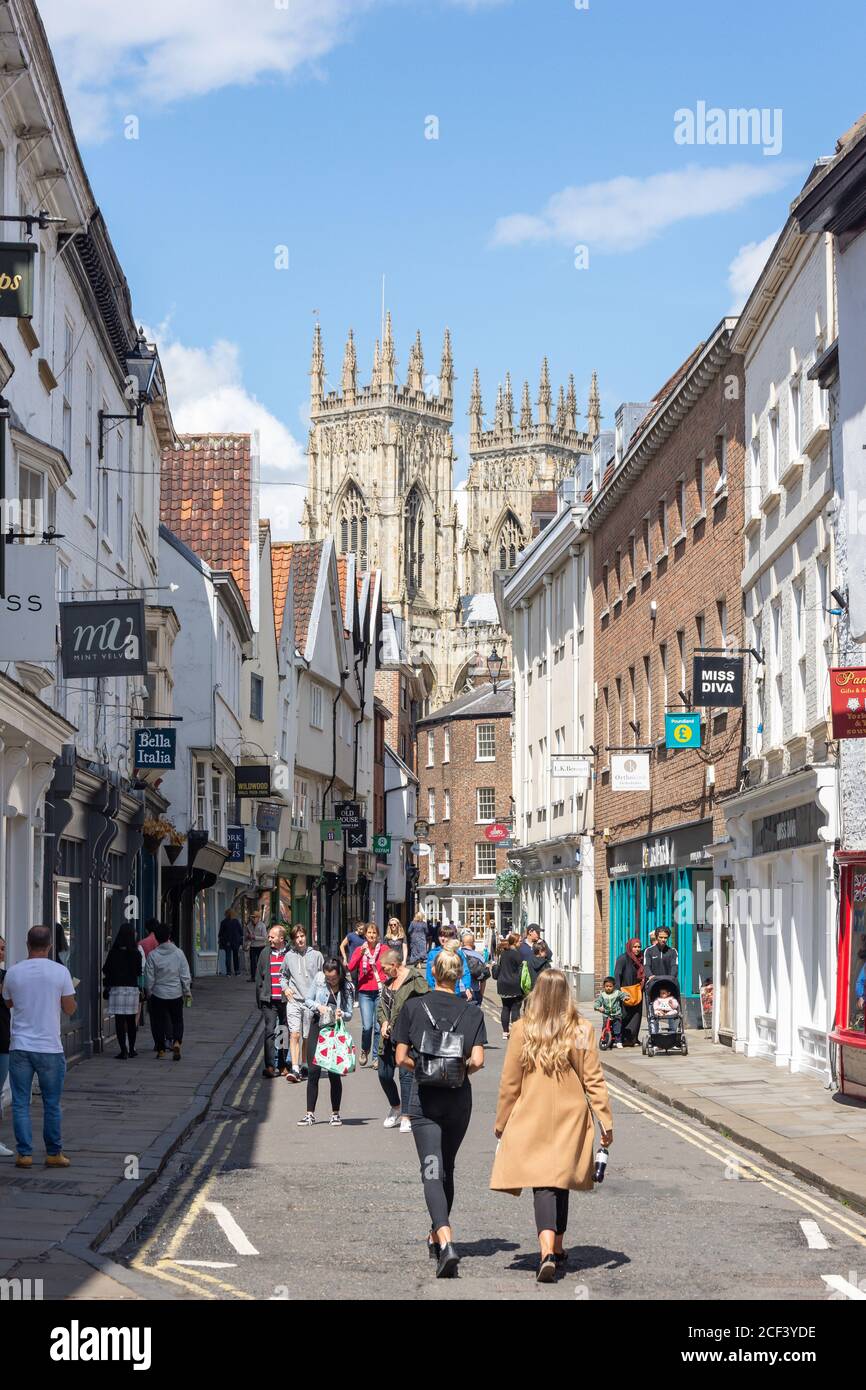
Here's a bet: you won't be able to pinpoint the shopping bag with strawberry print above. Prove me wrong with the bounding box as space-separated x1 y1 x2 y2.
315 1022 357 1076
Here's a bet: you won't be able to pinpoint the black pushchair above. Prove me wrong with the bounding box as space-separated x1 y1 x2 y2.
641 975 687 1056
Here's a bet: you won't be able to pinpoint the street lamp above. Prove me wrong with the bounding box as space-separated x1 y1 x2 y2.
487 644 504 691
98 328 159 458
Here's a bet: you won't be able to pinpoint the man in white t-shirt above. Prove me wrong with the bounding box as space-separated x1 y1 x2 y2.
2 924 76 1169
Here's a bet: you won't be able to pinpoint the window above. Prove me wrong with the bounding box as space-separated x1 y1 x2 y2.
717 599 728 651
602 563 609 607
658 497 668 553
260 830 273 858
400 677 407 711
310 683 324 728
426 730 435 766
498 511 523 569
615 677 622 746
628 665 636 732
628 532 636 587
443 726 451 762
115 430 125 560
195 761 208 831
476 723 495 760
753 615 764 754
100 466 109 541
676 630 686 695
337 484 368 568
659 643 668 720
84 364 94 512
675 478 686 535
250 673 264 721
211 772 222 844
749 435 760 519
405 487 424 596
817 556 830 718
292 777 308 829
61 319 73 466
428 789 436 824
715 431 727 488
19 463 45 534
443 789 451 820
642 514 652 569
603 686 610 749
399 733 407 762
815 372 829 428
789 378 801 462
695 614 704 655
476 787 496 822
695 455 705 512
792 579 806 732
475 841 497 878
644 654 652 741
614 548 621 596
768 409 779 491
771 598 783 744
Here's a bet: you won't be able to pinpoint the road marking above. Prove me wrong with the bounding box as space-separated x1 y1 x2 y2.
173 1259 238 1269
821 1274 866 1299
605 1080 866 1249
800 1219 830 1250
203 1201 259 1255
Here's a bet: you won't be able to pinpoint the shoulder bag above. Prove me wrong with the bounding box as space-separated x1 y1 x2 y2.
416 999 473 1089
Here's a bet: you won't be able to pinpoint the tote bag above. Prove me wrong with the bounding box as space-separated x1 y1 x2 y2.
314 1020 357 1076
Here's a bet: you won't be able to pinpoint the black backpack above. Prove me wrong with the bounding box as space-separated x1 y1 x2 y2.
416 999 473 1089
466 953 490 983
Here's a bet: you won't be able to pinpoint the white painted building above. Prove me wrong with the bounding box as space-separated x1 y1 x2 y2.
496 495 595 997
384 742 418 913
719 208 839 1079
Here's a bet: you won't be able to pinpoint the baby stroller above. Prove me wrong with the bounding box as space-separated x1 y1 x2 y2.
641 975 687 1057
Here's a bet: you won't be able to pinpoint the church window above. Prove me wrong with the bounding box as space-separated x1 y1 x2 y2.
498 512 523 570
405 487 425 595
337 485 368 568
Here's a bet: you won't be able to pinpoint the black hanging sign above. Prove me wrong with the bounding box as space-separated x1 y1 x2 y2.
0 242 36 318
337 801 362 828
235 764 271 799
226 826 246 862
692 655 744 708
134 727 176 769
346 820 367 850
59 598 147 678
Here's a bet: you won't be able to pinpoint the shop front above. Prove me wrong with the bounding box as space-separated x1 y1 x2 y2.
607 820 715 1026
830 853 866 1097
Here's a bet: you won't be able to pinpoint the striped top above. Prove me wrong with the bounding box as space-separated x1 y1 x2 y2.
270 948 287 1000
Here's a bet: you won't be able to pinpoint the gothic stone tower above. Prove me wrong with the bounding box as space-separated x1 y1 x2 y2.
463 363 600 593
302 316 459 706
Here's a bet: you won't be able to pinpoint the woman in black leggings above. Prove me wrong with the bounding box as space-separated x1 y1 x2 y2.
492 934 524 1040
394 943 486 1279
296 958 355 1127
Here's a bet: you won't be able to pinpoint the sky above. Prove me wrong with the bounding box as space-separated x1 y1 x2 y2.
37 0 866 538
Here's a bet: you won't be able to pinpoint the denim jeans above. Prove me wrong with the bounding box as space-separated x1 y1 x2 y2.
10 1049 66 1157
358 990 381 1062
378 1039 413 1112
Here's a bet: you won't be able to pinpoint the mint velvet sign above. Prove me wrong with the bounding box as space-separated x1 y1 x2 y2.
59 599 148 678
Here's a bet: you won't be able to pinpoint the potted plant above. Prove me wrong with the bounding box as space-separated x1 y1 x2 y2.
164 824 186 865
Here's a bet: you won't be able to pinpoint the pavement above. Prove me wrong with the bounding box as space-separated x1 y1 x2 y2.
590 1010 866 1219
0 973 260 1298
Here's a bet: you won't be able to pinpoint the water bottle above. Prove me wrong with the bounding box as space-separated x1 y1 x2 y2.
593 1145 609 1183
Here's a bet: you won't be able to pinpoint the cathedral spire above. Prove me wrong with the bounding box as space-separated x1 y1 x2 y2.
555 384 566 433
494 382 504 438
372 338 381 390
408 329 425 391
310 322 325 409
469 367 483 445
341 327 357 402
381 310 396 386
565 374 578 432
537 357 552 425
520 379 533 430
503 372 514 439
587 369 601 440
439 327 453 403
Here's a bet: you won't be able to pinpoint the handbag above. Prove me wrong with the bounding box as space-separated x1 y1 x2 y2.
313 991 357 1076
621 983 642 1007
416 1000 472 1089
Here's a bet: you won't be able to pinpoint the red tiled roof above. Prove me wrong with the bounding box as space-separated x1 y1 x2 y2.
290 541 324 653
271 542 293 642
627 343 706 452
336 556 351 634
161 434 253 605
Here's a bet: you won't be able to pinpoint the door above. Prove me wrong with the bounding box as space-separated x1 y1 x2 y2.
717 877 734 1037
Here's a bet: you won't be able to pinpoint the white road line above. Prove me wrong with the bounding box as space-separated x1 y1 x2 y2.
800 1219 830 1250
173 1259 239 1269
203 1201 259 1256
821 1274 866 1299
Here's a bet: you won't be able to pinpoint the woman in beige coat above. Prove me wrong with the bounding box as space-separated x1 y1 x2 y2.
490 969 613 1283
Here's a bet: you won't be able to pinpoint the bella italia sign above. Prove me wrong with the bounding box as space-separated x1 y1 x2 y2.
59 598 148 678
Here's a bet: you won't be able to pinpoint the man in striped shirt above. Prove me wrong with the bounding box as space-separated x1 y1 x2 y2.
255 925 290 1078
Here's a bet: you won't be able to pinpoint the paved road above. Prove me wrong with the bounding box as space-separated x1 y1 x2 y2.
112 1001 866 1301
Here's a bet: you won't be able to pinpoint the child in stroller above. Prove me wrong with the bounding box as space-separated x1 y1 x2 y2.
641 974 688 1056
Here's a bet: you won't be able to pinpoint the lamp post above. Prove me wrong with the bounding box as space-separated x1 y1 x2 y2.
97 328 159 459
487 643 504 692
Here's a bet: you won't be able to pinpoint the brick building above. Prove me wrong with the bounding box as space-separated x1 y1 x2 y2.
415 682 513 937
585 319 745 1021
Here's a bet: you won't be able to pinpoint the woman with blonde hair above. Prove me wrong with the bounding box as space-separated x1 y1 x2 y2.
395 942 486 1279
490 969 613 1284
384 917 408 965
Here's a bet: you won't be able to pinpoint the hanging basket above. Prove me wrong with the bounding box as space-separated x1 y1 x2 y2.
143 834 163 857
164 841 184 865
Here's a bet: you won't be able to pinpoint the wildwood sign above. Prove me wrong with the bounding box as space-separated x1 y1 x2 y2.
59 598 147 678
235 765 271 799
0 242 36 318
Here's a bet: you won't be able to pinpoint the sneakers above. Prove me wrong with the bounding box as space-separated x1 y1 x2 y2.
156 1050 166 1060
399 1117 412 1135
14 1154 32 1168
286 1066 302 1084
329 1113 342 1126
172 1042 182 1062
0 1141 13 1157
502 1033 510 1041
128 1049 138 1058
297 1112 315 1126
615 1042 624 1049
45 1154 71 1168
359 1050 368 1067
383 1108 400 1129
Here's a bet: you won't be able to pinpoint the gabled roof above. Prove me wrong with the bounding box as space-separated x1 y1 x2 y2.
416 680 513 727
271 542 294 643
289 540 325 653
258 519 270 556
161 434 253 606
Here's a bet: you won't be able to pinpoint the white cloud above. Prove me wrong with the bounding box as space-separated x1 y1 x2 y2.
152 323 307 540
727 230 780 312
492 163 803 255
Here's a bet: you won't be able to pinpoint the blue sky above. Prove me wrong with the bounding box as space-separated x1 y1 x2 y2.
39 0 865 534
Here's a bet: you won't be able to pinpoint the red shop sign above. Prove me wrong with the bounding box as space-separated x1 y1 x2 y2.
830 667 866 739
485 823 510 843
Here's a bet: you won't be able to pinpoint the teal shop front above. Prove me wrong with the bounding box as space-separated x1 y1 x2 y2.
607 820 714 1026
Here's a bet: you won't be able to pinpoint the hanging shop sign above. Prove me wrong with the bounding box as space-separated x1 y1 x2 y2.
642 837 672 870
336 801 362 828
752 803 822 857
372 833 392 855
0 543 58 661
664 712 702 749
320 819 343 843
692 655 743 708
59 597 147 678
484 823 511 843
235 764 271 799
0 242 36 318
830 667 866 739
611 752 650 792
550 754 593 780
133 727 176 769
226 826 246 862
345 820 368 850
256 802 283 832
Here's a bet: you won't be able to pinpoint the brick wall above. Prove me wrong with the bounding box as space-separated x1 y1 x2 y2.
374 669 415 773
591 350 746 982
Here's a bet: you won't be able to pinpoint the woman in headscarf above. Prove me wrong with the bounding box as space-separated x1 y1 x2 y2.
612 936 644 1047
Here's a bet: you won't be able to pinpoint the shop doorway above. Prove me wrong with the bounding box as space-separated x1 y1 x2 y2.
717 877 734 1041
